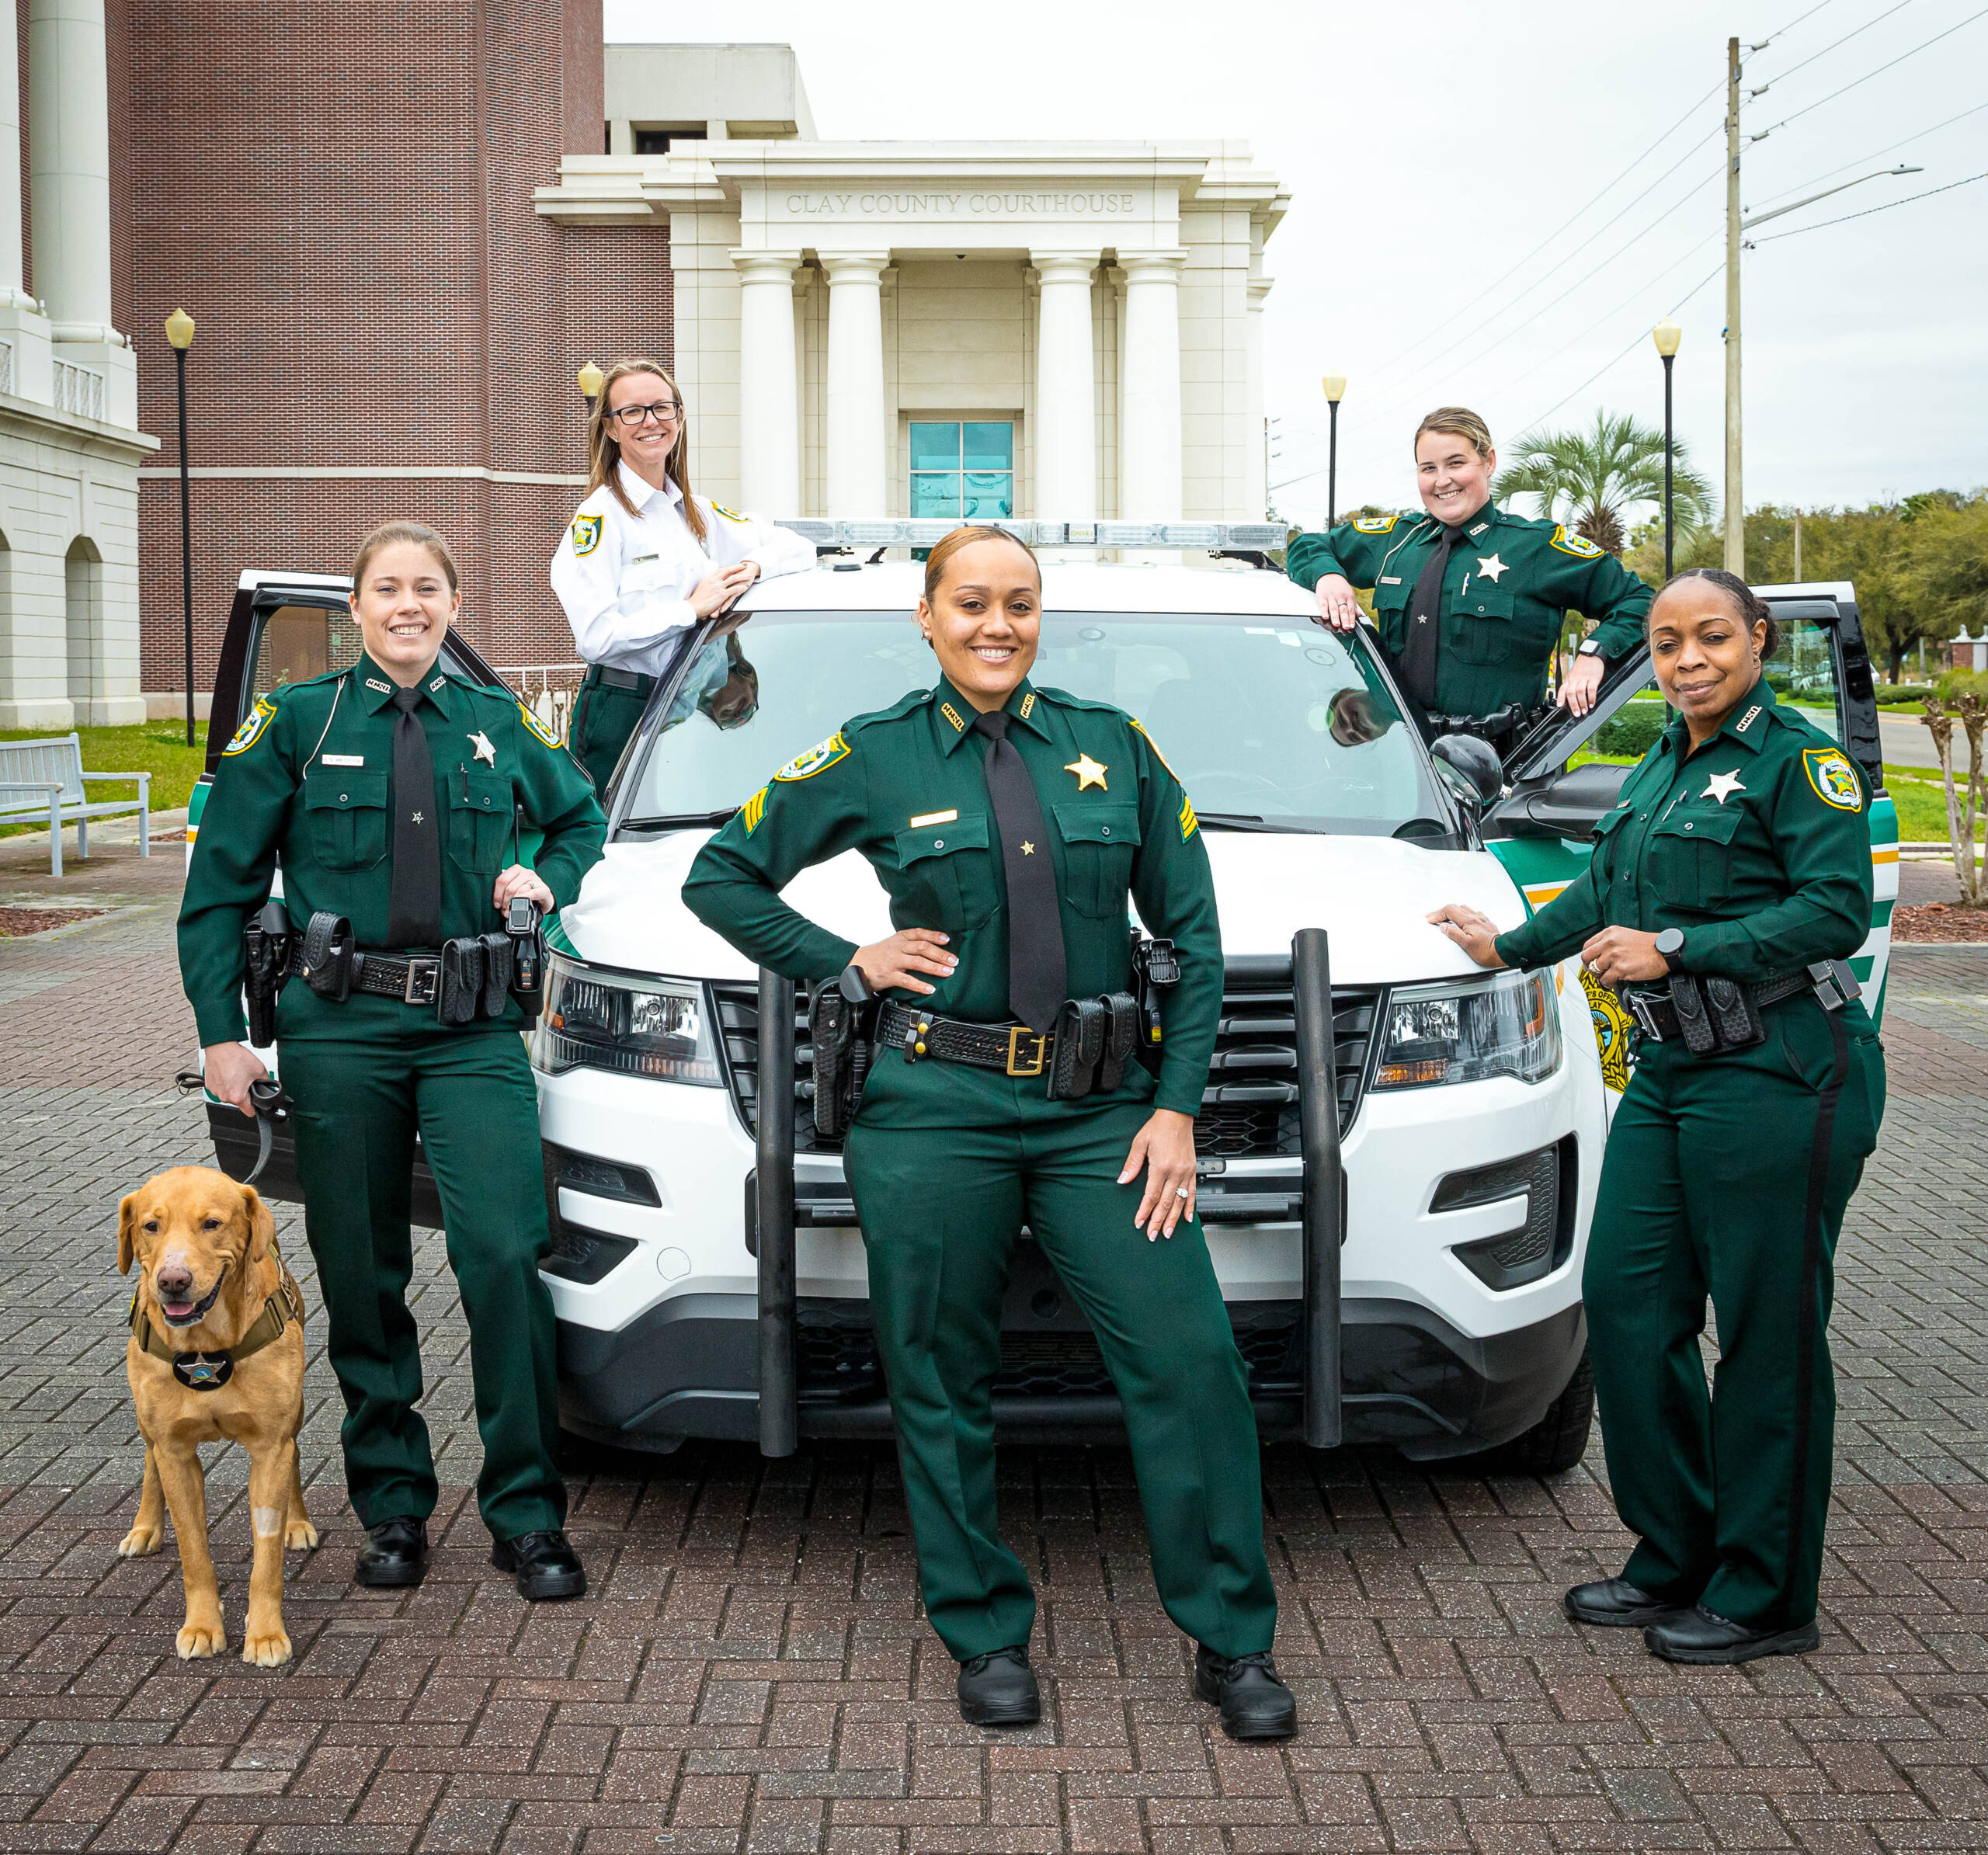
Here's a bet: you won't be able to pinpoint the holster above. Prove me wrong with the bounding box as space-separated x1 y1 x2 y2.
1130 933 1181 1071
506 898 547 1016
300 912 354 1002
439 937 486 1025
242 900 291 1047
1048 997 1107 1100
809 964 879 1141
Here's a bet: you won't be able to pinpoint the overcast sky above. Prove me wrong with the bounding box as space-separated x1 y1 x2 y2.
606 0 1986 530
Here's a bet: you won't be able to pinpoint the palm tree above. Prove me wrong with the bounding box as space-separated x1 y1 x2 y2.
1493 410 1714 556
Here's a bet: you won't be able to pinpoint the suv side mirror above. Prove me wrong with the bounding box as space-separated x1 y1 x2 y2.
1430 732 1503 809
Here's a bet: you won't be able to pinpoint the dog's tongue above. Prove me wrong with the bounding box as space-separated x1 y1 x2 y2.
164 1301 195 1321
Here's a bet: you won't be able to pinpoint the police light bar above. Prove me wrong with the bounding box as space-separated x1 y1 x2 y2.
781 518 1291 551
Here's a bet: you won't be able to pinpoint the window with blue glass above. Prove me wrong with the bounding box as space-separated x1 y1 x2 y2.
909 422 1014 519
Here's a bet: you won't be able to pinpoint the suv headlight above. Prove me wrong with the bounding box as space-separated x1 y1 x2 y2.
1373 968 1561 1089
533 954 721 1086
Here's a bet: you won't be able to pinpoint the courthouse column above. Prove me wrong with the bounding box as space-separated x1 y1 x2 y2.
820 251 890 517
733 249 802 517
1118 251 1184 522
29 0 117 344
1030 251 1098 522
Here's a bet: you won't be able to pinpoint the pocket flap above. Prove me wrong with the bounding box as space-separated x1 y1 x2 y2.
895 811 989 866
1653 805 1743 844
304 770 388 811
1052 802 1142 846
1371 576 1412 614
453 769 512 814
1461 584 1515 619
1592 804 1633 838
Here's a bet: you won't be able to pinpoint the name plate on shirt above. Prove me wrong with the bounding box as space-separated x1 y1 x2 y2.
321 754 365 766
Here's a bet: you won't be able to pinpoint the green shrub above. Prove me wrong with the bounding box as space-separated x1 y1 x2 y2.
1875 683 1935 705
1935 669 1988 701
1593 702 1669 759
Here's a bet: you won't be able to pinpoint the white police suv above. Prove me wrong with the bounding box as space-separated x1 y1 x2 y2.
527 524 1606 1472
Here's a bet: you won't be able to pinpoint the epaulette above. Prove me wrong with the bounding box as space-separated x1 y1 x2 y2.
1029 684 1127 719
846 688 933 736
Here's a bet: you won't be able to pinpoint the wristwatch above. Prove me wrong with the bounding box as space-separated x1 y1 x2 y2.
1655 927 1687 974
1576 639 1605 658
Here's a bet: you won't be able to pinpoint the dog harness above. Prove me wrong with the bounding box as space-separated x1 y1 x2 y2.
129 1248 305 1391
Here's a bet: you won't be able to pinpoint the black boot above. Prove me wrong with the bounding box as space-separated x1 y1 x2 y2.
355 1516 428 1589
1644 1605 1819 1665
1194 1646 1297 1742
957 1646 1040 1726
491 1529 587 1601
1563 1578 1688 1627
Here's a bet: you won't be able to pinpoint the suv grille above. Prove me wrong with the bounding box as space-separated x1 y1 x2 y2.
713 960 1380 1160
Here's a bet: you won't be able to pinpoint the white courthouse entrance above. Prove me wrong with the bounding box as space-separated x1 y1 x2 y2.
536 143 1286 524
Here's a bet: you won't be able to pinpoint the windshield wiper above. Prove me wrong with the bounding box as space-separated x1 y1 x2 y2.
1194 812 1319 835
620 808 739 831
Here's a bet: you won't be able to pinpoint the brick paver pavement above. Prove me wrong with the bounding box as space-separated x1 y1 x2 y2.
2 835 1984 1853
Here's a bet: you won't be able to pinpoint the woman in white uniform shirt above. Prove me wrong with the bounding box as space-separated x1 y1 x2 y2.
552 357 815 794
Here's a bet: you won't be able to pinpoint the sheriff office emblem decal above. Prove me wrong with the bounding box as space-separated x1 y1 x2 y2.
1548 524 1604 559
776 731 850 782
571 513 603 557
1804 748 1863 811
223 696 277 756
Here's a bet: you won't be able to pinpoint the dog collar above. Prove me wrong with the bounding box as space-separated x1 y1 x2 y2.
129 1249 304 1393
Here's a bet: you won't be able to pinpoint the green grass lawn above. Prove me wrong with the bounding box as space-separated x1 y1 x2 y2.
0 722 207 836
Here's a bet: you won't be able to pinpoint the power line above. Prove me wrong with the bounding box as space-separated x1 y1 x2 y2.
1756 0 1841 45
1751 5 1988 138
1749 166 1988 239
1749 98 1988 207
1748 0 1919 92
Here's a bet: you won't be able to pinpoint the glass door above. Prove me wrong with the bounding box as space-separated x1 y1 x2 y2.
909 421 1015 519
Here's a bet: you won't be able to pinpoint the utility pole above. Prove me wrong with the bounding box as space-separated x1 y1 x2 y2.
1793 508 1802 581
1724 35 1744 577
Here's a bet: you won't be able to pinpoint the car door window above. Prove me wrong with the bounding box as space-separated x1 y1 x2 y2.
1763 617 1842 741
248 601 366 710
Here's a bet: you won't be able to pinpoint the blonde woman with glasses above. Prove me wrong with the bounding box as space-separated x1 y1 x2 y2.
552 358 814 795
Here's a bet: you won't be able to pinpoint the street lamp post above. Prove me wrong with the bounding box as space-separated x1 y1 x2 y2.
1653 318 1681 578
165 308 196 748
578 360 603 412
1321 373 1347 527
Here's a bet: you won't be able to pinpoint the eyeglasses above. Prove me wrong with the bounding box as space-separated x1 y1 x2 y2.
606 399 682 429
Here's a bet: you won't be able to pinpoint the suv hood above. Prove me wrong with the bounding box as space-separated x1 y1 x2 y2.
560 830 1531 986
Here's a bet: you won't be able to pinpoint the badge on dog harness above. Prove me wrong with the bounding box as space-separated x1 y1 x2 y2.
173 1353 233 1391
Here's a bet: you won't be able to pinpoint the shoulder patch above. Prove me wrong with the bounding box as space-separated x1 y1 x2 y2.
570 513 602 558
739 785 769 835
775 731 850 783
518 700 565 749
1352 514 1399 534
710 503 748 524
222 696 278 756
1130 717 1180 783
1802 746 1865 812
1549 523 1605 560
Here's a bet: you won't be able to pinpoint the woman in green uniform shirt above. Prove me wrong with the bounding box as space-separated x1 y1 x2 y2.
682 526 1294 1740
1430 568 1885 1664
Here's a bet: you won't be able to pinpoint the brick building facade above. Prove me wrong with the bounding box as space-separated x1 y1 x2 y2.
119 0 672 700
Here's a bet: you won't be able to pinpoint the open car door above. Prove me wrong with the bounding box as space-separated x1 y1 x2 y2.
1479 581 1896 1105
188 571 519 1214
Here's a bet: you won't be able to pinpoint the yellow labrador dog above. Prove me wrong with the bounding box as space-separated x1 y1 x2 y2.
117 1166 315 1664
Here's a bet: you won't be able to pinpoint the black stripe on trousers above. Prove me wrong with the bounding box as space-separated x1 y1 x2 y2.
1784 1005 1851 1623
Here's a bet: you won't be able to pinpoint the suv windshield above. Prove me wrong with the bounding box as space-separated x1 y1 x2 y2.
622 609 1448 836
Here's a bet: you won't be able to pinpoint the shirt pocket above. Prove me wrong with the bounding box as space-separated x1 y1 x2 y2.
1452 584 1517 665
891 811 999 933
1646 803 1744 912
1053 801 1142 917
448 769 514 874
302 771 389 872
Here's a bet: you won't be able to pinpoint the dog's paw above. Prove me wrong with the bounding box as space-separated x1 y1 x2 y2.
286 1516 318 1551
176 1622 225 1659
116 1523 164 1558
241 1627 292 1668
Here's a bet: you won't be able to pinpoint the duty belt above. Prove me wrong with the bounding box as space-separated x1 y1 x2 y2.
878 1000 1052 1076
287 943 449 1006
581 664 654 695
1622 967 1822 1045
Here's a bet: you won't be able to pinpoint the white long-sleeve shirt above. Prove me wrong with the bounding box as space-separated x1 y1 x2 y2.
550 464 815 679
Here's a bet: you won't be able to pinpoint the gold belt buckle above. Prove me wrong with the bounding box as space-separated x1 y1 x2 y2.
1006 1027 1048 1077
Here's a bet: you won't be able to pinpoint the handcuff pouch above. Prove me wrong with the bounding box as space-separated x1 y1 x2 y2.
1097 992 1140 1093
439 938 485 1025
478 933 513 1019
1048 997 1106 1100
301 912 354 1002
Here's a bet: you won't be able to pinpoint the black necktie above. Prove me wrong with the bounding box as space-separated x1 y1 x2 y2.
1399 523 1468 711
387 686 442 947
973 709 1066 1034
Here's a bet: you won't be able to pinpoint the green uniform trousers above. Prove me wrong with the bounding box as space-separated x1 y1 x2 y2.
283 1025 565 1541
1585 1000 1885 1629
568 676 649 797
843 1083 1277 1663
